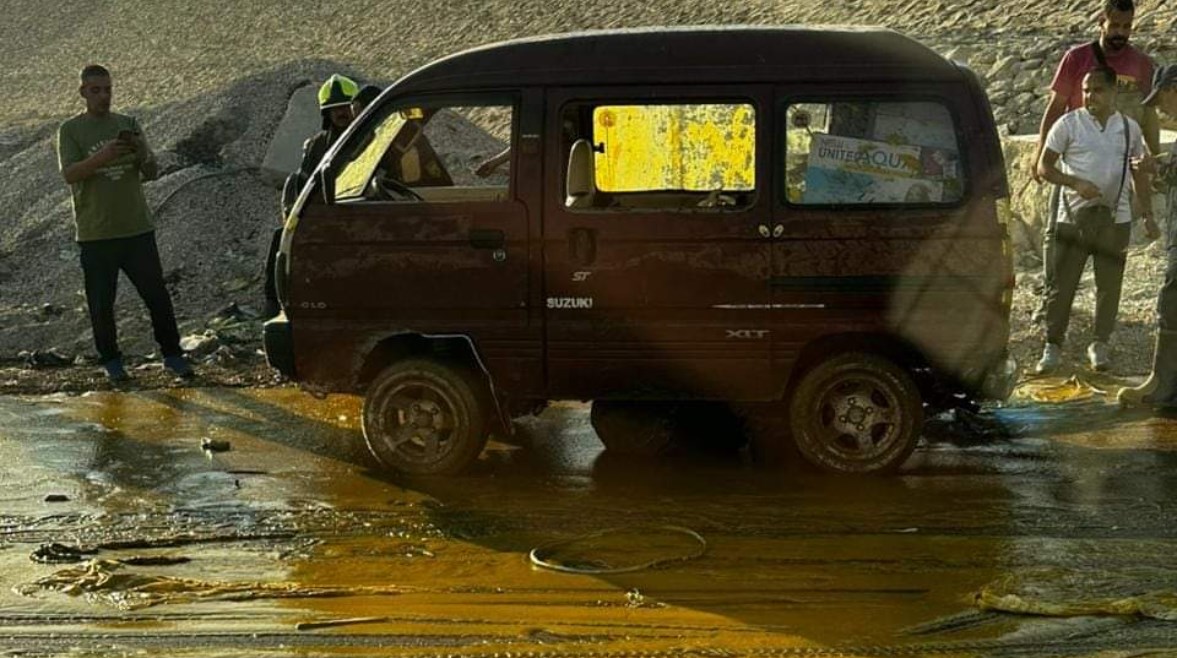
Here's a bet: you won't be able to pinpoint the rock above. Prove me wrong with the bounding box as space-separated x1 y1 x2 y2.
988 79 1014 99
163 267 185 285
30 542 90 564
1018 58 1045 72
223 277 252 292
201 437 232 453
235 304 262 320
1014 71 1041 94
261 85 321 188
19 349 71 368
180 333 221 359
209 345 241 365
43 494 69 503
988 55 1020 81
39 303 62 317
215 302 248 321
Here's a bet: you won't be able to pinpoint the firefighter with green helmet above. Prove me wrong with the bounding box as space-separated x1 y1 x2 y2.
303 74 359 179
267 74 359 317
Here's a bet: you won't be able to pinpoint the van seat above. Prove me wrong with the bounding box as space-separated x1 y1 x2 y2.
565 139 596 208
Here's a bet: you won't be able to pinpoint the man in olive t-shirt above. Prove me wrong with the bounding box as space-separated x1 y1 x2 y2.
56 64 192 382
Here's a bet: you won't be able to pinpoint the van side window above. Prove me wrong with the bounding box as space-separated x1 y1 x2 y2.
564 102 756 212
784 101 963 206
335 102 514 204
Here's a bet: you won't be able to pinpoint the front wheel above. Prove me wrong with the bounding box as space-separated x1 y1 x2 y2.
788 353 923 474
362 359 488 475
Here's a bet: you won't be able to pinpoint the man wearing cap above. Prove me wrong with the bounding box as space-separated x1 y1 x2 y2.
266 74 359 318
57 64 194 382
1031 0 1159 366
1120 64 1177 407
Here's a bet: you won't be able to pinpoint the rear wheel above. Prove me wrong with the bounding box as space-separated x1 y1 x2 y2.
362 359 488 475
788 353 922 474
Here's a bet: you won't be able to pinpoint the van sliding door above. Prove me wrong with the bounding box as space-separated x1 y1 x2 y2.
541 86 776 400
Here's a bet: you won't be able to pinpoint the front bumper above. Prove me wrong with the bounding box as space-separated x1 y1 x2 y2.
263 312 296 379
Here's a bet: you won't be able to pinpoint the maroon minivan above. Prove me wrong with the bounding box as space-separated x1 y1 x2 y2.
265 26 1016 475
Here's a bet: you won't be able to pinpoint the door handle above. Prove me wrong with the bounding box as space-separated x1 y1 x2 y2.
757 224 771 238
469 228 505 249
568 227 597 266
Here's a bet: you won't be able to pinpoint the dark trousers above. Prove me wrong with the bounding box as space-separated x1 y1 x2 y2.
1161 222 1177 332
1042 185 1061 289
79 231 182 362
1044 221 1131 346
263 227 282 317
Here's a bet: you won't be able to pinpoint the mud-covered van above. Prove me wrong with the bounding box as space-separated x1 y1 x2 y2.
265 26 1017 475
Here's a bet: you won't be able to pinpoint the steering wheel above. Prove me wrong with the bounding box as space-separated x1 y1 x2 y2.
370 176 424 202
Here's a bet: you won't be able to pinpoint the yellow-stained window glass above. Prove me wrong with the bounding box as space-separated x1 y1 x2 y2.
592 104 755 193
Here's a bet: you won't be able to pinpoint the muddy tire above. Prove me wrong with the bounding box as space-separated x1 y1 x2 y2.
362 359 488 475
788 352 922 474
590 401 674 456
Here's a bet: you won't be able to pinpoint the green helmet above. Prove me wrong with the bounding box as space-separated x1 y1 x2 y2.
318 74 359 110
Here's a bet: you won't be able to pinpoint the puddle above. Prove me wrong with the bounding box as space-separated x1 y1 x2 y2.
4 388 1177 652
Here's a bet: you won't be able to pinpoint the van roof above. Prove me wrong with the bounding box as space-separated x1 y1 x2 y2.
392 26 963 94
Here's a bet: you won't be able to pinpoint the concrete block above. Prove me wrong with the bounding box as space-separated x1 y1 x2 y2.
261 86 320 188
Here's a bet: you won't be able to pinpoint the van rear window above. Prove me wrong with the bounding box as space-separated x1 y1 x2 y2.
784 101 963 206
565 103 755 212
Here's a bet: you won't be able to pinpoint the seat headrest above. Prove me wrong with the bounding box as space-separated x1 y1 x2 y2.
566 139 595 205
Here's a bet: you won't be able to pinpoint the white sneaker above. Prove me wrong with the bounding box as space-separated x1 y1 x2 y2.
1087 341 1110 372
1036 343 1061 375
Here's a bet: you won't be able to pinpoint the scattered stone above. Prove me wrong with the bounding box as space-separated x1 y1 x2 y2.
987 55 1020 80
201 437 232 453
216 302 244 320
119 555 192 566
163 267 185 286
209 345 242 365
19 349 71 368
30 542 92 564
180 333 221 359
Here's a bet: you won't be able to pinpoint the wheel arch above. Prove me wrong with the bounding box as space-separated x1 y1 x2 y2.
356 332 509 435
784 333 929 398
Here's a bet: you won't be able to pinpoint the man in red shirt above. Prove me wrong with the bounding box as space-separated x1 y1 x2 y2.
1031 0 1159 368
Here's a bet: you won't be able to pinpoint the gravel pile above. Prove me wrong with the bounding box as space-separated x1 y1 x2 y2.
1 0 1175 382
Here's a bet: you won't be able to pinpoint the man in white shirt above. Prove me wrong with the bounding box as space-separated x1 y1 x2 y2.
1036 66 1156 374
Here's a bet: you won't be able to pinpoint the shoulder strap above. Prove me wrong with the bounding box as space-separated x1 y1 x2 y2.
1114 114 1130 209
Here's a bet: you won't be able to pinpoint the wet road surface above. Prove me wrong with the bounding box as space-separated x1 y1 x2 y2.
1 385 1177 656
